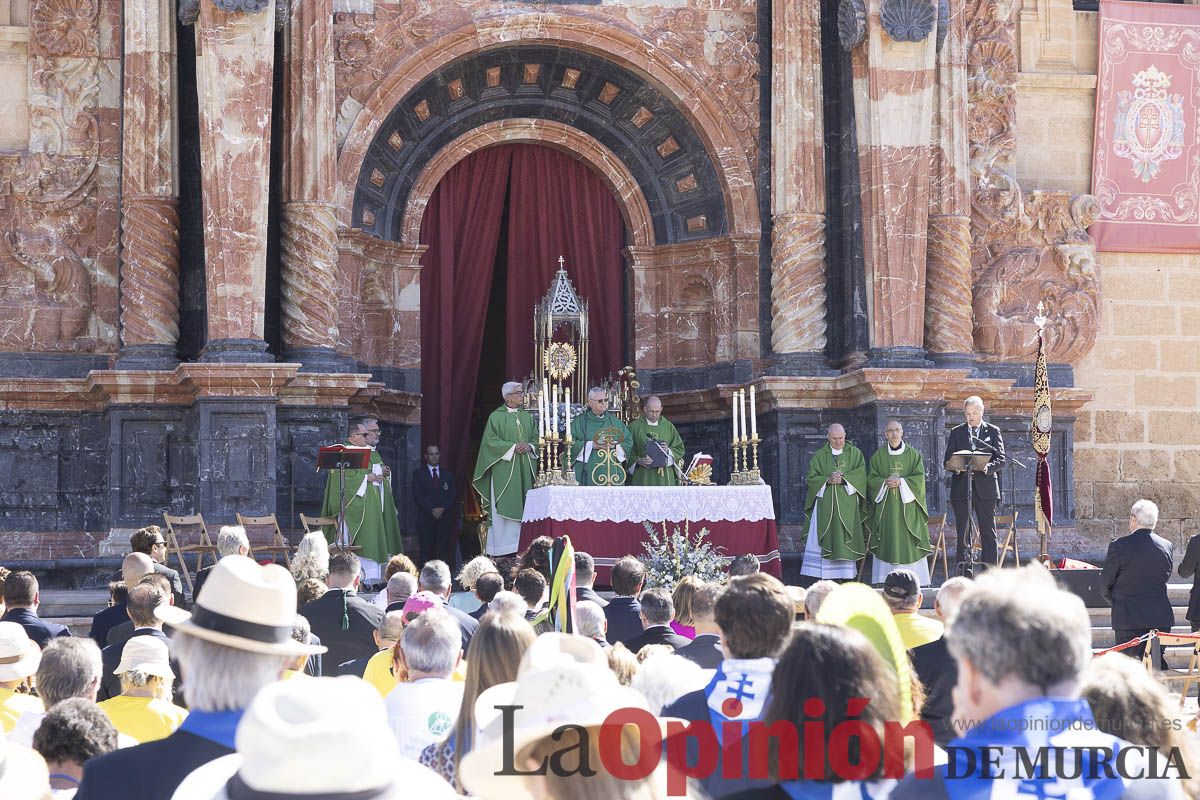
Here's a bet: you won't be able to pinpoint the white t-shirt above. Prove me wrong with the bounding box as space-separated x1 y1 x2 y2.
384 677 464 761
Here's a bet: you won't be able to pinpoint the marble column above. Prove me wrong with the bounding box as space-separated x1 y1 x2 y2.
770 0 827 358
924 0 974 360
280 0 343 371
194 0 276 363
847 0 939 354
117 0 179 369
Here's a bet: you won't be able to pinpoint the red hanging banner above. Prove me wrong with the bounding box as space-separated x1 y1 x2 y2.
1091 0 1200 252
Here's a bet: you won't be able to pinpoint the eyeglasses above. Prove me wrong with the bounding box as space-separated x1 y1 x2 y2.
152 541 166 547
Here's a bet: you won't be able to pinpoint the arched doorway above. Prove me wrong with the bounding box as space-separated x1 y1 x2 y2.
417 143 627 500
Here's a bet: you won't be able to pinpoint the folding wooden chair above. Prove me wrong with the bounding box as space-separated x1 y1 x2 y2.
996 512 1020 567
162 513 219 595
299 514 360 553
236 513 293 567
1150 632 1200 706
927 514 949 582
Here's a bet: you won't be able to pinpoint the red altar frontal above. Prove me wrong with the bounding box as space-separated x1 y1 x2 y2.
518 485 781 585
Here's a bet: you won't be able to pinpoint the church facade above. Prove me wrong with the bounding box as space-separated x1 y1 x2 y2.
0 0 1190 564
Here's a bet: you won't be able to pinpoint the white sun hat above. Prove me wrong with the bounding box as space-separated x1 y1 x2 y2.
114 635 175 680
0 622 40 682
170 676 455 800
156 555 325 657
460 632 670 799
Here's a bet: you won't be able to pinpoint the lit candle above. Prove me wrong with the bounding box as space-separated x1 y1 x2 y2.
738 389 747 442
551 383 558 434
539 386 546 438
564 387 572 444
749 385 757 438
731 390 739 441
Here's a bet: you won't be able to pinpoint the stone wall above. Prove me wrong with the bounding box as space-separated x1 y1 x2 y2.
1014 0 1200 561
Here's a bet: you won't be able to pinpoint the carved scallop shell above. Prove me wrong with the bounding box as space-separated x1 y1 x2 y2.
838 0 867 50
881 0 937 43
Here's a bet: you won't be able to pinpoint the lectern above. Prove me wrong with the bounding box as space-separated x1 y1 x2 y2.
945 450 992 578
317 445 371 551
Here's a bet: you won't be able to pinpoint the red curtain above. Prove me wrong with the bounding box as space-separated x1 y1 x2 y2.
419 145 515 480
505 145 625 383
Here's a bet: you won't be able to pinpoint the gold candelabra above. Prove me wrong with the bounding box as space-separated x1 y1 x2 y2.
728 387 765 485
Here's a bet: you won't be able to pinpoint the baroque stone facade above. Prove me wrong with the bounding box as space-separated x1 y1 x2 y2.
0 0 1148 568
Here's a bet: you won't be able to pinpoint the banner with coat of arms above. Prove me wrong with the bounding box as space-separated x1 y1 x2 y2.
1090 0 1200 252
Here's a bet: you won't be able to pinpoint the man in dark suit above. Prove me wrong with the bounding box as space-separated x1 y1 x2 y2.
624 587 690 653
192 524 250 599
675 583 723 669
75 555 324 800
1178 530 1200 632
604 556 645 646
412 445 458 567
419 560 478 653
909 576 972 746
1102 499 1175 668
943 395 1006 571
469 572 503 620
129 525 186 607
1 571 70 649
89 553 155 647
574 552 608 608
105 572 175 651
97 583 178 703
299 553 383 670
336 610 404 679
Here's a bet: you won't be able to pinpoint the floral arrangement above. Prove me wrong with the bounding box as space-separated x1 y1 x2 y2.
639 519 727 588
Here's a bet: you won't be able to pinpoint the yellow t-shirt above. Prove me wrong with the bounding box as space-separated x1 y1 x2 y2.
0 686 43 733
363 650 467 698
893 612 945 651
98 695 189 743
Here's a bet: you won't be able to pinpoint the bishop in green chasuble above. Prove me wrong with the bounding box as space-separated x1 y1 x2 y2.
570 388 632 486
801 424 868 580
472 382 539 556
628 396 685 487
867 419 931 584
321 419 402 576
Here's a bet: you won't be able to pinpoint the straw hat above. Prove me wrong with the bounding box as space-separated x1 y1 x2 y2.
157 556 325 657
171 677 455 800
0 622 40 682
460 633 667 798
114 635 175 680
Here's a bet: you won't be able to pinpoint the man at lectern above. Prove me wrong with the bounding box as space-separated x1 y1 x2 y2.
943 396 1006 570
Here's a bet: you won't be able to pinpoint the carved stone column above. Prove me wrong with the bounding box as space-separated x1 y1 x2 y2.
280 0 343 371
770 0 827 358
843 0 939 353
924 0 974 359
117 0 180 368
192 0 276 363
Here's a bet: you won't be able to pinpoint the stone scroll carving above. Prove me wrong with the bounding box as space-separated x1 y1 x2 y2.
966 0 1101 365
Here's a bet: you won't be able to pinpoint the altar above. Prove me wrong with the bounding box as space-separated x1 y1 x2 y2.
519 484 781 585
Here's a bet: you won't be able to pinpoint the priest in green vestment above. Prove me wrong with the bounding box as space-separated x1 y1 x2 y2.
321 417 403 580
570 387 632 486
800 423 869 580
628 396 685 487
867 419 931 584
472 381 538 556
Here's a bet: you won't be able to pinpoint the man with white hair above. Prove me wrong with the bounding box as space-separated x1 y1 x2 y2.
488 590 527 616
471 382 538 556
890 565 1183 798
418 560 477 652
1102 498 1174 668
627 395 685 486
800 423 867 580
943 395 1006 572
193 525 249 598
8 637 103 747
384 609 464 761
570 386 632 486
575 600 610 649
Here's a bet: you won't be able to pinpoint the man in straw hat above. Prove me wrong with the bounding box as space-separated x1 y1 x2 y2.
0 731 52 800
169 676 455 799
0 620 43 733
75 555 325 800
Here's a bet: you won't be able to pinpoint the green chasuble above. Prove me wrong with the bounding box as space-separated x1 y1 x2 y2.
471 405 538 524
804 443 869 561
866 443 931 564
320 445 403 564
570 411 632 486
627 416 685 487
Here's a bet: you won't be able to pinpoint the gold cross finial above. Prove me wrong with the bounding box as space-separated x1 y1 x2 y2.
1034 300 1048 333
558 255 565 269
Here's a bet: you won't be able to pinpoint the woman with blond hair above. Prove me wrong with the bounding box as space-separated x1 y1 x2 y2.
419 611 535 790
1082 652 1200 798
290 532 330 583
448 555 497 614
671 575 704 639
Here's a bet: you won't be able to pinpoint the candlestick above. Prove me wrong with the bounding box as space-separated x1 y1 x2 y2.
749 386 757 437
551 382 558 433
